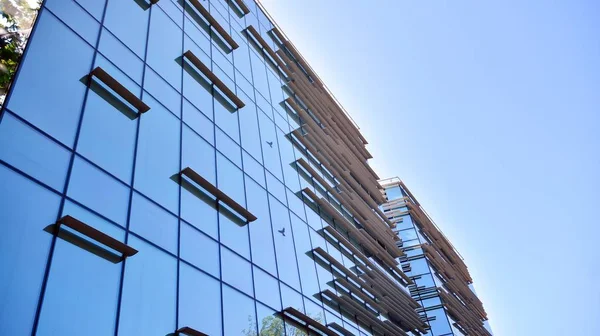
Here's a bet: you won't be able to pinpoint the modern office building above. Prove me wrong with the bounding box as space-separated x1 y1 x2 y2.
380 178 492 336
0 1 490 336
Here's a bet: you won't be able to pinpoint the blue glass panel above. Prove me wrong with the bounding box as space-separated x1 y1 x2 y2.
256 303 285 336
7 11 93 147
243 151 265 187
129 192 178 254
238 96 263 162
134 96 180 213
0 113 70 191
158 0 184 27
97 28 144 84
147 8 183 92
45 0 100 44
385 186 403 201
258 111 283 180
246 178 276 275
221 247 253 296
144 66 182 117
216 152 245 207
280 284 303 312
67 156 130 225
179 263 221 336
118 236 177 335
216 128 241 167
270 196 300 290
223 285 257 336
77 56 139 183
182 99 214 144
219 206 250 258
0 165 59 335
180 223 219 277
427 308 452 336
182 36 213 119
289 214 321 300
214 93 240 143
253 266 281 310
73 0 105 20
37 202 123 336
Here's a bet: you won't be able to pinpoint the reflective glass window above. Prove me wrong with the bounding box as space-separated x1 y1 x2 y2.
67 156 130 225
246 178 277 275
0 166 59 335
216 152 245 207
216 128 242 167
290 214 321 301
258 113 283 181
129 192 178 254
243 150 265 187
0 113 70 191
183 99 214 144
214 93 240 143
37 202 123 336
103 0 149 58
146 7 182 92
219 206 250 258
118 236 177 335
144 66 182 117
427 308 452 336
270 196 300 290
254 266 281 310
77 56 139 183
221 246 253 296
7 11 93 147
134 96 180 214
98 28 144 84
238 96 263 162
182 36 213 118
74 0 106 20
45 0 100 44
407 257 431 277
180 223 220 277
256 303 285 336
178 262 221 336
223 285 256 336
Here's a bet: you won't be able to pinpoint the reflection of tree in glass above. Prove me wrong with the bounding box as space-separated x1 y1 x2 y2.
244 312 327 336
0 0 41 106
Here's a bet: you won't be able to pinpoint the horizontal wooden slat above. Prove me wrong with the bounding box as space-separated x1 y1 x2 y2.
181 167 256 222
176 326 208 336
187 0 239 50
56 215 138 260
90 67 149 114
282 307 338 336
183 50 245 109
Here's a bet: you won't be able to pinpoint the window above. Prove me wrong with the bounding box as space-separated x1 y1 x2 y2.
0 165 59 335
223 285 257 336
180 223 220 277
37 202 124 336
118 236 177 335
0 113 70 191
7 11 93 148
178 263 221 336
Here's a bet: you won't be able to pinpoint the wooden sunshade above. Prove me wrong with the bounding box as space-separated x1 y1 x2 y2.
245 25 291 78
89 67 150 114
182 50 245 109
176 327 208 336
180 167 257 223
232 0 250 15
54 215 138 261
187 0 239 50
282 307 338 336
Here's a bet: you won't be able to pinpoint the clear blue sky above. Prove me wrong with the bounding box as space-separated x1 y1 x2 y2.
261 1 600 335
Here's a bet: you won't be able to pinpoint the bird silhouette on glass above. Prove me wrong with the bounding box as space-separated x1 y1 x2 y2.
278 227 286 236
266 141 273 148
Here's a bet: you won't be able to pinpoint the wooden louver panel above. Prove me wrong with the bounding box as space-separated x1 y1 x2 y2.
89 67 150 114
180 167 257 223
182 50 245 109
186 0 239 50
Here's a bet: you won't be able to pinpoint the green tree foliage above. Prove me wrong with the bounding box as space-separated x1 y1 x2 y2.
0 0 41 106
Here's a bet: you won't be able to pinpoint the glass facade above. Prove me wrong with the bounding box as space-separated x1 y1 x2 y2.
381 179 492 336
0 1 431 336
